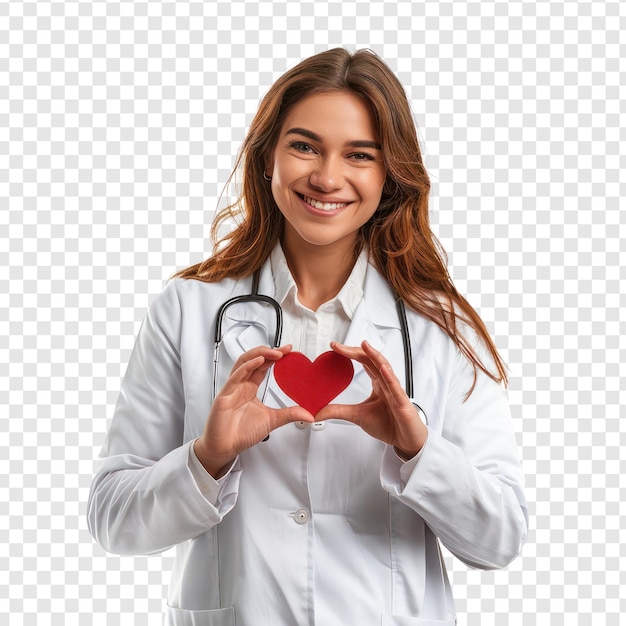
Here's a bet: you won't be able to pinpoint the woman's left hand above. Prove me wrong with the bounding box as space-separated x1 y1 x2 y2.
316 340 428 460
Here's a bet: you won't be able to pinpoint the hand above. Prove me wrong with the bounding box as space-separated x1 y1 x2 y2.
195 345 314 477
316 340 428 459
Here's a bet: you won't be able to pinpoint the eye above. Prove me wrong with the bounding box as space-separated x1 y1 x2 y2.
349 152 376 161
287 140 316 154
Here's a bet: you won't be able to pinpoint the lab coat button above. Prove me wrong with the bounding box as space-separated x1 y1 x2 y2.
295 421 309 429
294 509 310 524
311 422 326 431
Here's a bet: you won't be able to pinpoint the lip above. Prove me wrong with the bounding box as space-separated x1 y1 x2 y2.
296 192 353 216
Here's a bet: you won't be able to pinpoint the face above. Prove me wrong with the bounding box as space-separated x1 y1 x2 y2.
266 91 386 257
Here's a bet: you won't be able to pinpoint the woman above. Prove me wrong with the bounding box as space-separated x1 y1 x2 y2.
88 48 528 626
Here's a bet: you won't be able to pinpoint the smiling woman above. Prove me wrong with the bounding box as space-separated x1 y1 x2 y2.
87 48 528 626
266 91 386 304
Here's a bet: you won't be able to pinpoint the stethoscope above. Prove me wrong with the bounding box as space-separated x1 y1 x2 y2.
213 269 428 425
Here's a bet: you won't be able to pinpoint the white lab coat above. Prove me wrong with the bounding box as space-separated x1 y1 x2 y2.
87 258 528 626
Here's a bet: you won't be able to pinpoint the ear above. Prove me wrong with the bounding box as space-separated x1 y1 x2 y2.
263 146 276 178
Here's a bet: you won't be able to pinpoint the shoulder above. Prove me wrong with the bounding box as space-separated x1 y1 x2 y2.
168 275 241 302
135 275 254 363
157 275 248 306
146 275 251 329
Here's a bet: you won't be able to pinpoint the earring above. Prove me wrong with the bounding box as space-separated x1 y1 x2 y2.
263 172 272 181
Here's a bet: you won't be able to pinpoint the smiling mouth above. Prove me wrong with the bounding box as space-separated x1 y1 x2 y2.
298 193 350 211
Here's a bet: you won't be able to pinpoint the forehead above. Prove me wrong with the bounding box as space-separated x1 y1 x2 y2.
279 91 379 139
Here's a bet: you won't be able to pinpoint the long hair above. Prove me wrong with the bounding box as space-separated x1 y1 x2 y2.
173 48 508 393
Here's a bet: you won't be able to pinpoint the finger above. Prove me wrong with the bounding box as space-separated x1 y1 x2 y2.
332 342 388 396
271 405 315 430
221 346 294 401
332 342 389 380
331 342 402 404
330 341 366 360
361 341 411 406
359 361 388 398
230 346 290 376
379 363 411 405
360 340 392 369
360 340 396 384
360 359 380 381
315 402 364 425
331 342 381 378
351 344 394 394
245 345 294 387
225 353 278 391
232 345 289 372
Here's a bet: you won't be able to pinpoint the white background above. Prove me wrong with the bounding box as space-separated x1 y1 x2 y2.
1 1 624 624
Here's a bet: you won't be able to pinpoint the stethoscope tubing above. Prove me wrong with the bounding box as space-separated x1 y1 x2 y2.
395 297 414 399
213 293 283 347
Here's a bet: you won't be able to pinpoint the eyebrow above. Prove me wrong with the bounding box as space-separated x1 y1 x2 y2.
285 127 382 151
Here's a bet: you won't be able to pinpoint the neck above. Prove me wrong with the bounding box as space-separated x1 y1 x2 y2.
281 237 359 311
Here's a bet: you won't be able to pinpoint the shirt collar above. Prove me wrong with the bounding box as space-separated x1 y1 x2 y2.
270 243 368 320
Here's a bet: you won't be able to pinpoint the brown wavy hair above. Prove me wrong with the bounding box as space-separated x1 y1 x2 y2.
173 48 507 393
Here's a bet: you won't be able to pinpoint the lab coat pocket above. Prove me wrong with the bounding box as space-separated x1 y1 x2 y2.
165 605 235 626
381 614 456 626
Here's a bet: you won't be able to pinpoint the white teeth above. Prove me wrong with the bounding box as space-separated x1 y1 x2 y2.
303 195 347 211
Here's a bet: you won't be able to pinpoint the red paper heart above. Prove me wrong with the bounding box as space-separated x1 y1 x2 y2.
273 351 354 416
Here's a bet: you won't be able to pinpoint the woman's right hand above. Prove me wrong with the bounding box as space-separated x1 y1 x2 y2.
194 345 315 478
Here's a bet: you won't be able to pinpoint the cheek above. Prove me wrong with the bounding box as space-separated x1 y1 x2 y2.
367 177 386 205
270 168 296 216
362 166 386 195
271 159 299 192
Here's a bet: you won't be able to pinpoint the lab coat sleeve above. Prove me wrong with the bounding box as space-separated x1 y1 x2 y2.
380 339 528 571
87 280 242 556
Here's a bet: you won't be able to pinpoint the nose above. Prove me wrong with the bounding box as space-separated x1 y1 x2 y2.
309 155 344 191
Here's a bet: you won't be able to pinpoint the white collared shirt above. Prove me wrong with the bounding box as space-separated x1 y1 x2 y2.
269 243 368 359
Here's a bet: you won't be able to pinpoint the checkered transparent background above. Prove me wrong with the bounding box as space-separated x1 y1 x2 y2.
1 0 624 624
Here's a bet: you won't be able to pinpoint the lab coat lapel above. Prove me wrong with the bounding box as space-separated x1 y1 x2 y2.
336 263 407 402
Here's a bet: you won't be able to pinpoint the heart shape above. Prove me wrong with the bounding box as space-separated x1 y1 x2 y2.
273 351 354 416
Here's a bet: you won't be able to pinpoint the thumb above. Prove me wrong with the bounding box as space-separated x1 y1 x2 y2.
271 405 315 430
315 403 360 424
